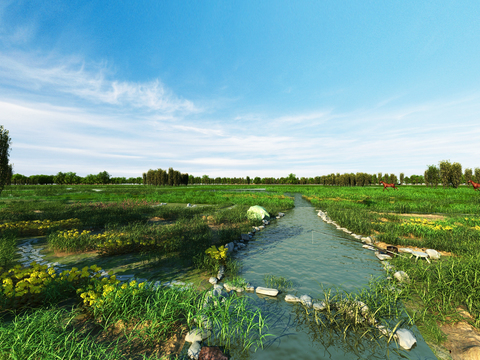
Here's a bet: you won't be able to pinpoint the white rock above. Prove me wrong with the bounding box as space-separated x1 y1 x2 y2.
313 301 327 311
258 225 265 230
245 285 255 292
399 248 413 254
188 341 201 360
276 216 281 219
208 277 217 285
362 245 376 250
376 325 392 337
300 294 313 308
395 328 417 350
256 287 279 297
278 212 285 217
185 328 211 342
393 271 410 283
425 249 441 260
375 252 392 261
285 294 301 303
361 237 373 245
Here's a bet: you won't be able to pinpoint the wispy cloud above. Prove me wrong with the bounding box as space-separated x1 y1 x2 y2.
0 53 198 113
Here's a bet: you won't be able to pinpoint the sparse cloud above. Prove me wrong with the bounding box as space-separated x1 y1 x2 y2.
0 53 198 113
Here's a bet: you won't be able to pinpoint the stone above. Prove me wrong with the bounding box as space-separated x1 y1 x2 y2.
188 341 202 360
245 285 255 292
278 212 285 217
251 228 256 233
198 346 228 360
258 225 265 230
186 328 212 343
375 252 392 261
241 234 250 241
255 287 279 297
426 249 441 260
300 294 313 308
284 294 301 303
224 242 234 254
209 277 218 285
276 216 281 219
361 237 373 245
395 328 416 350
362 245 375 250
313 301 326 311
376 324 393 337
394 271 410 283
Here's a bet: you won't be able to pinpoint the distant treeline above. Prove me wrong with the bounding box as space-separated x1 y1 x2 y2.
10 171 142 185
7 160 480 188
143 168 189 186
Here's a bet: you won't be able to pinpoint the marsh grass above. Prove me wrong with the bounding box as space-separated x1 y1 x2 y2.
295 278 412 352
263 274 293 291
0 184 297 358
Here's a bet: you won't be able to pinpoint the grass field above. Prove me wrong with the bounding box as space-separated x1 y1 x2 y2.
294 184 480 347
0 184 294 359
1 183 479 358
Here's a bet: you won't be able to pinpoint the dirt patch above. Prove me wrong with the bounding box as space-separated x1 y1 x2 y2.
376 212 446 221
440 307 480 360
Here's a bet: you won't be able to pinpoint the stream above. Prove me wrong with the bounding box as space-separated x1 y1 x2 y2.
228 193 437 360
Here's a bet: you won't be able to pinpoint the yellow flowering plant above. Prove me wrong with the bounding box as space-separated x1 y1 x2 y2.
205 245 228 265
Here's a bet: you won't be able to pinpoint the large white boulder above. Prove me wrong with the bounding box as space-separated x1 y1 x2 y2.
313 301 327 311
395 328 417 350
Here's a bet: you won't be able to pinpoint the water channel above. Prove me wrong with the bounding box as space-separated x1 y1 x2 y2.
228 193 437 360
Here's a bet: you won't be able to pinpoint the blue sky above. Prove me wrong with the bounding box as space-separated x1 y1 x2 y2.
1 0 480 178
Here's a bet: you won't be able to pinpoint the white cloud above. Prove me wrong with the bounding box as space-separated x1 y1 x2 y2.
0 53 198 113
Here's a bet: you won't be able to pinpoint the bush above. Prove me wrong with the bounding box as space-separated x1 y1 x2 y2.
0 232 16 269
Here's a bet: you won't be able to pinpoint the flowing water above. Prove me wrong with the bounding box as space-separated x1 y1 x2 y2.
228 193 437 360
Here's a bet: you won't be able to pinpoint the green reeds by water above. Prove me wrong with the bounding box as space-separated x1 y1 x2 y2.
0 281 272 359
263 274 294 292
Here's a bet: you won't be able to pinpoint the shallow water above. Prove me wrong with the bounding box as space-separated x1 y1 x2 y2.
228 193 437 360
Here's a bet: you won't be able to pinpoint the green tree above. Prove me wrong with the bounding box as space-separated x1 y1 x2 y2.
287 173 298 184
439 160 452 188
400 173 404 185
464 169 473 185
450 162 462 188
0 126 11 196
54 172 66 185
97 171 110 184
475 168 480 183
425 165 440 188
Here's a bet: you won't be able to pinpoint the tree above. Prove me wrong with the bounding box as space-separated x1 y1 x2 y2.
439 160 452 188
54 172 66 185
425 165 440 188
97 171 110 184
377 173 382 185
450 162 462 188
475 168 480 183
0 126 11 196
400 173 404 185
287 173 298 184
464 169 473 185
